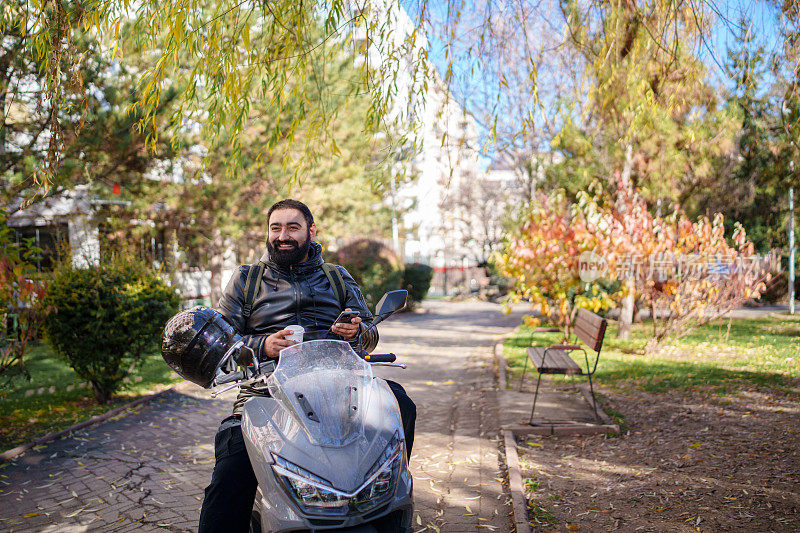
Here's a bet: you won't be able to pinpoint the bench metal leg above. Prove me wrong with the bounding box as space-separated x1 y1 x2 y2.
518 355 529 391
528 372 544 425
587 373 600 423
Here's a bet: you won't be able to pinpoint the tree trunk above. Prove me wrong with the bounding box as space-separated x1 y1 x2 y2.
91 382 111 404
1 54 8 157
633 299 642 322
618 278 635 339
617 145 635 339
651 301 658 338
209 227 226 307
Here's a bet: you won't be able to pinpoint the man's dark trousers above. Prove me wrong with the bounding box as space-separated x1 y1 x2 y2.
198 380 416 533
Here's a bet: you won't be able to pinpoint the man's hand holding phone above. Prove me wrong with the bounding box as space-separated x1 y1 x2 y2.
331 309 361 340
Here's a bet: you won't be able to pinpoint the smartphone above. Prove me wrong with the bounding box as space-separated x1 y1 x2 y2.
334 310 360 324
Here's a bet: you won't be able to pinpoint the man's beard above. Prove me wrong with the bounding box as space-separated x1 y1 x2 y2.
267 233 311 267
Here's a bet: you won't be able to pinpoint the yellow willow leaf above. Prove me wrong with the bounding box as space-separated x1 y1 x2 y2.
242 23 251 50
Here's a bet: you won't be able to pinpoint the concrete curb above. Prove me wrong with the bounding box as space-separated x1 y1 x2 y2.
503 430 531 533
496 337 532 532
504 422 619 436
579 383 615 425
495 342 509 388
0 386 175 463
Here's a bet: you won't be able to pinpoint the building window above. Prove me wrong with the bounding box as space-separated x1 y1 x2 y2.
14 224 68 272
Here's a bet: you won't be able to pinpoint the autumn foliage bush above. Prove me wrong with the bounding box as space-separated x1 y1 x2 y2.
496 189 619 337
0 215 50 383
498 179 778 346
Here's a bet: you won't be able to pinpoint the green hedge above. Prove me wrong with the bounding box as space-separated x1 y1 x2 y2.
43 255 179 403
402 263 433 309
329 239 403 308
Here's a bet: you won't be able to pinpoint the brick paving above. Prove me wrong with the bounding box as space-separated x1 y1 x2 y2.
374 300 525 531
0 300 524 532
0 384 228 532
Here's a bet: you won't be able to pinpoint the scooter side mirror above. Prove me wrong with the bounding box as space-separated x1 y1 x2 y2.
357 291 408 348
234 344 254 367
375 290 408 317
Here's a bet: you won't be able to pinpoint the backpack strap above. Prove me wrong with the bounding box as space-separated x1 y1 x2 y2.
321 263 347 310
242 261 266 323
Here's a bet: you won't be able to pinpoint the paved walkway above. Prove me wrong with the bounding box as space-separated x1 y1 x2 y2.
0 300 525 532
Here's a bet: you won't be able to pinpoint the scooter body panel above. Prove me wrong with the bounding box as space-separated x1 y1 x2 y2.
241 341 412 532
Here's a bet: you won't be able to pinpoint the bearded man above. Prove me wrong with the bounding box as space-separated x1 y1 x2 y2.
198 199 416 533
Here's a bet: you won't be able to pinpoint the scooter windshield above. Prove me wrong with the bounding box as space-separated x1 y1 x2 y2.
267 340 372 447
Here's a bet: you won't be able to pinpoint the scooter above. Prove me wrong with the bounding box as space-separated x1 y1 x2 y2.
209 290 413 532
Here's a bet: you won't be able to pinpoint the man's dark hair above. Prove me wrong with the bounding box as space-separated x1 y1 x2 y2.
266 199 314 228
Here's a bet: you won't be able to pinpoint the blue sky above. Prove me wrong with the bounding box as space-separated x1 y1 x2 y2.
400 0 789 162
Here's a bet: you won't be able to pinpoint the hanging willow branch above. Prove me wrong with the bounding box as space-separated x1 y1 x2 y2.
4 0 800 196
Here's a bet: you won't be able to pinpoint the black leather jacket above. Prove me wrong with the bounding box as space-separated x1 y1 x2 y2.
218 242 378 415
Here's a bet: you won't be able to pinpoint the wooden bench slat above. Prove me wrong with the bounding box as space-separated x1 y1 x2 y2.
575 313 601 330
526 347 582 375
576 308 605 329
573 313 607 352
573 322 601 351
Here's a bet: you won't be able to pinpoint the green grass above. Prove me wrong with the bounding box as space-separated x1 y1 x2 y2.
0 342 180 451
504 314 800 394
524 477 541 491
602 403 629 434
527 500 557 525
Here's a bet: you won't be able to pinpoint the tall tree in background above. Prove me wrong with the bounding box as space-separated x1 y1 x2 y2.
722 22 783 252
547 0 738 203
0 4 177 213
688 15 797 254
126 31 399 304
439 172 509 266
542 0 740 336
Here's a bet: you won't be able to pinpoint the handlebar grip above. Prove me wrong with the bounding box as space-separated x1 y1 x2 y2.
364 353 396 363
215 371 244 385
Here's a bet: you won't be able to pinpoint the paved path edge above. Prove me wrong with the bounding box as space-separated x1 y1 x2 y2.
495 342 509 389
495 335 532 532
503 429 531 533
0 386 175 463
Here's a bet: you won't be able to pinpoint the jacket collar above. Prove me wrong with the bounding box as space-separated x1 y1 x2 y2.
260 241 324 276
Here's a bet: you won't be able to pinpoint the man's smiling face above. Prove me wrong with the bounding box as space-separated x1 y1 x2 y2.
266 208 317 266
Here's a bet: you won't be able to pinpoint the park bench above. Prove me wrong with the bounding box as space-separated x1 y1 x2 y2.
519 308 607 424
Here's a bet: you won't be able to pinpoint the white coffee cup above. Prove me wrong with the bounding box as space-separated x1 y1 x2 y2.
285 325 304 343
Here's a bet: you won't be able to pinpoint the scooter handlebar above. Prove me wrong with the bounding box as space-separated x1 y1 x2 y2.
363 353 396 363
214 371 244 385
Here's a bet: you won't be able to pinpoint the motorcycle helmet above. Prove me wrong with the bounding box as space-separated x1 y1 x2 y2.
161 306 242 388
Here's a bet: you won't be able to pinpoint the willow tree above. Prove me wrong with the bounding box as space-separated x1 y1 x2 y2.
6 0 800 197
3 0 429 194
0 1 177 213
122 25 401 304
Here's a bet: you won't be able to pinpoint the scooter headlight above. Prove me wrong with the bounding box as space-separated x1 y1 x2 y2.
272 455 350 516
354 432 403 511
271 433 405 517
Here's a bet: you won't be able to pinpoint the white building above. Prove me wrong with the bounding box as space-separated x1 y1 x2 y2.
6 186 100 270
352 1 489 276
398 77 485 269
